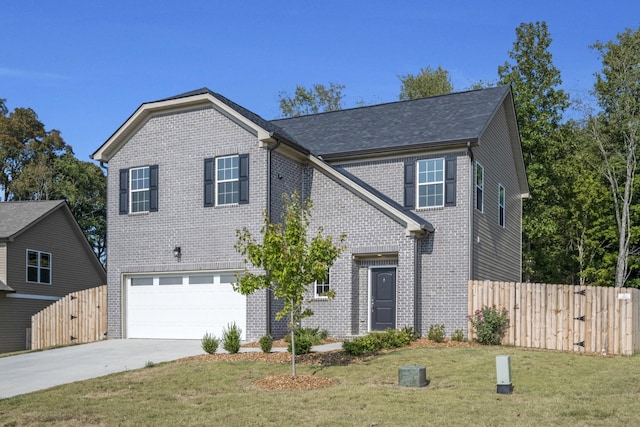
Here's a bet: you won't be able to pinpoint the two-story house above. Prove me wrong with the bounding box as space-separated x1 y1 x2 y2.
0 200 106 353
92 85 528 341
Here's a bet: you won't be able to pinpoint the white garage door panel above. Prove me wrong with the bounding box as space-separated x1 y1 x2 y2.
127 275 246 340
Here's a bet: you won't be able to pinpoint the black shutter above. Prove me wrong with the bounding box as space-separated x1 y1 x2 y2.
445 157 456 207
404 161 415 209
238 154 249 204
204 158 215 207
119 168 129 215
149 164 159 212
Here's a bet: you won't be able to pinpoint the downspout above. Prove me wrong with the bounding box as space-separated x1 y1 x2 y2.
467 141 474 282
265 139 281 337
413 235 420 334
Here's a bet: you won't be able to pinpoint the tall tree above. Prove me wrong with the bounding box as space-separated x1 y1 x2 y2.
278 83 345 118
0 102 106 264
398 65 453 100
498 21 570 282
0 106 69 201
589 27 640 287
234 192 345 376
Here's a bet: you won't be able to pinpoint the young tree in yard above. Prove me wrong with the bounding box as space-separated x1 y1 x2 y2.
234 192 345 375
278 83 345 118
398 65 453 99
498 21 570 282
589 27 640 287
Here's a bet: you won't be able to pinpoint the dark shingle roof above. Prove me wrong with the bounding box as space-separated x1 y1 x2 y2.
271 86 510 158
0 200 66 239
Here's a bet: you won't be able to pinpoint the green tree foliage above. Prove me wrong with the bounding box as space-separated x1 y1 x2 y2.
234 191 345 375
589 27 640 287
278 83 345 118
398 65 453 100
0 102 106 264
498 21 570 282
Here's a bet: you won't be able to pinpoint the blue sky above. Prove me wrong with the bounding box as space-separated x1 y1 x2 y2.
2 1 638 162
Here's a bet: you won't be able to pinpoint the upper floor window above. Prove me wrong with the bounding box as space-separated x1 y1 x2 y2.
204 154 249 207
314 269 331 299
27 249 51 284
404 157 456 209
417 158 444 208
498 184 506 227
475 162 484 212
119 165 159 215
130 167 150 213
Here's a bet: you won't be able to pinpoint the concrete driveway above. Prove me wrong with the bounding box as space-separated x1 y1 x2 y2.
0 339 204 399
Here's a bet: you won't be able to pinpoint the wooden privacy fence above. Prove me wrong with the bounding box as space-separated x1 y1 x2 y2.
31 285 107 350
468 281 640 356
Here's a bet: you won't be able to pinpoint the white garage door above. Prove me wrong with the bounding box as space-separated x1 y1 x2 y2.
126 272 246 340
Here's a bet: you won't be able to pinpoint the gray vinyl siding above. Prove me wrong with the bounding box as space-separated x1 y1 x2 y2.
0 207 105 353
5 207 105 296
472 103 522 281
106 106 269 340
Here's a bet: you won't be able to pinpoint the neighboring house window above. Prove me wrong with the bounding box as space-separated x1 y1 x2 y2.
498 184 506 227
475 162 484 212
119 165 159 214
404 157 456 209
315 270 331 299
204 154 249 207
26 250 51 284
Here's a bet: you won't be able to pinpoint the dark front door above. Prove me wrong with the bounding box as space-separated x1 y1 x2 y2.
371 268 396 331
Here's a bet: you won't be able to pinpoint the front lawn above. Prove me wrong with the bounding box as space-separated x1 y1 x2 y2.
0 345 638 426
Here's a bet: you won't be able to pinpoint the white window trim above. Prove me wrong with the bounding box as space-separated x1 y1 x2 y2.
498 183 506 228
416 158 445 209
26 249 52 285
129 166 150 213
314 270 331 299
475 162 484 213
215 155 239 206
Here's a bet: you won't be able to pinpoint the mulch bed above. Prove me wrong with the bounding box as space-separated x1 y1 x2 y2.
179 338 478 391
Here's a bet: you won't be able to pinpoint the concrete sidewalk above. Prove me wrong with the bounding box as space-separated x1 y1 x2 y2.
0 339 343 399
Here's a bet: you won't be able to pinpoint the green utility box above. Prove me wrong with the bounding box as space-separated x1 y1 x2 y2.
496 355 513 394
398 365 427 387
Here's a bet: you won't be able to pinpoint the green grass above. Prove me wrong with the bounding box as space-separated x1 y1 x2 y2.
1 346 639 426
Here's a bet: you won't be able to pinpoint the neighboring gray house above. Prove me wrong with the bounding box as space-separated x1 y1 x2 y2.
0 200 107 353
92 86 528 341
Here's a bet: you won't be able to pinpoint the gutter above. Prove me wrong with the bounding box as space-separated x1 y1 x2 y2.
467 141 474 282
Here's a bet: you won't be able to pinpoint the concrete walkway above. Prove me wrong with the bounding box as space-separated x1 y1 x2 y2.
0 339 343 399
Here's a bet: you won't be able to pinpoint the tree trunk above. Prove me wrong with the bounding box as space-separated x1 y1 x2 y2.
290 308 296 376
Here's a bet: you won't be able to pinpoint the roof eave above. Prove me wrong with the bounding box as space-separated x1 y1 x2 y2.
92 93 276 163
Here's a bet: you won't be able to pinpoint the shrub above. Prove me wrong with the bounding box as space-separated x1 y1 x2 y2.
468 306 509 345
259 335 273 353
342 328 417 356
285 327 326 354
201 332 219 354
222 322 242 353
427 324 446 343
451 329 465 342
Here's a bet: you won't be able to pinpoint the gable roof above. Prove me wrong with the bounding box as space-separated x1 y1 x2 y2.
92 88 305 163
272 86 512 159
0 200 68 240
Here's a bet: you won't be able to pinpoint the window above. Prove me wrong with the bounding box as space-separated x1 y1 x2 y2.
130 276 153 286
130 167 150 213
204 154 249 207
26 250 51 284
217 155 239 205
315 270 331 299
119 165 158 214
498 184 506 227
404 157 456 209
475 162 484 212
417 158 444 208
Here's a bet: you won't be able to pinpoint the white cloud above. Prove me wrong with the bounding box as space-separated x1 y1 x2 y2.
0 67 68 81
